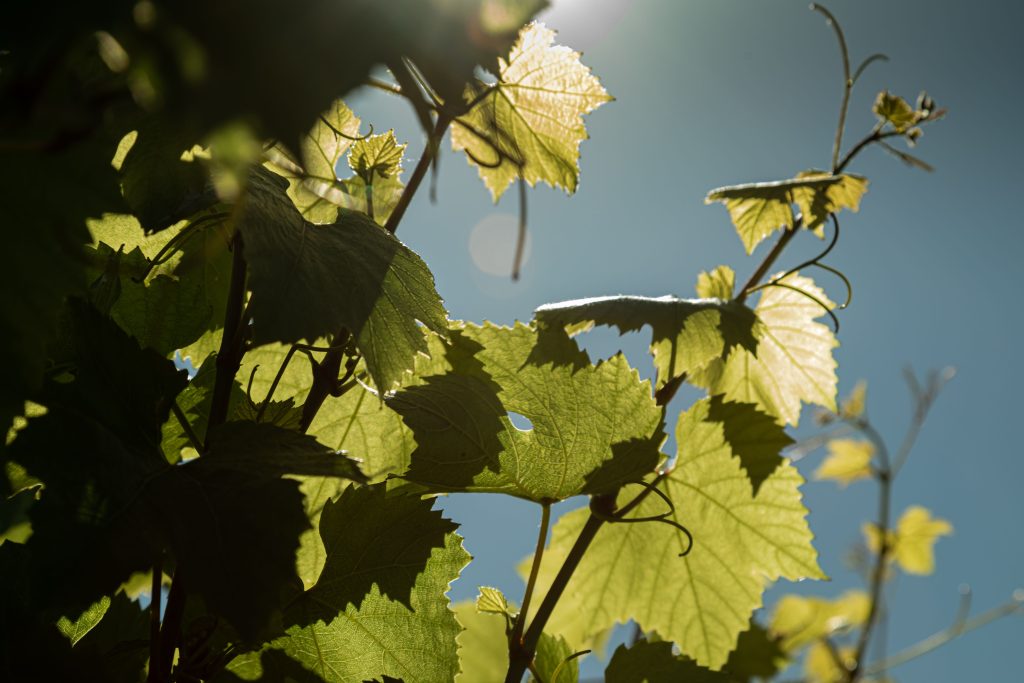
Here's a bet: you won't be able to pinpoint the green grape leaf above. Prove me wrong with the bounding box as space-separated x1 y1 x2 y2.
452 22 612 200
534 294 758 389
56 595 112 646
873 91 917 132
813 439 873 487
240 167 448 391
534 398 822 669
705 174 866 253
225 486 470 683
388 323 664 502
705 396 793 496
690 273 838 426
696 265 736 300
455 602 509 683
770 591 870 652
202 421 366 482
118 123 210 232
269 99 362 224
531 632 579 683
605 626 786 683
86 212 233 356
349 130 406 182
792 171 868 234
804 640 855 683
606 640 722 683
839 380 867 418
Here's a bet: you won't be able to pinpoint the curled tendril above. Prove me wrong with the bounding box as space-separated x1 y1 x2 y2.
852 53 890 84
746 213 852 331
319 115 374 141
245 364 260 405
591 481 694 557
549 649 591 683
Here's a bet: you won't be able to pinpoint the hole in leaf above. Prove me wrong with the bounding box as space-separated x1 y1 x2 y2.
507 412 533 431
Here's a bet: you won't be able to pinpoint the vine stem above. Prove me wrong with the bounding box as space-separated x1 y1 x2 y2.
299 113 453 433
848 419 892 681
810 3 852 173
510 503 552 653
206 231 248 436
505 494 616 683
737 224 799 304
146 557 162 683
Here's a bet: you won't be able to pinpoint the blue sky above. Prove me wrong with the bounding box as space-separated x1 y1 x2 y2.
350 1 1024 678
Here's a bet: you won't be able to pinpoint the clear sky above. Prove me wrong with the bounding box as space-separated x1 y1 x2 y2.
350 1 1024 679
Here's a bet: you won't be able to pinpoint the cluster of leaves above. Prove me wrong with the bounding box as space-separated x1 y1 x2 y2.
0 3 983 683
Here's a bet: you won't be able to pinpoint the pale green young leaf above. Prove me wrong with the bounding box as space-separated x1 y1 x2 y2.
534 294 758 389
477 586 513 616
840 380 867 418
56 595 112 646
240 167 448 391
769 591 870 652
388 322 663 502
535 398 822 669
690 273 839 426
705 174 865 253
452 22 612 200
227 487 470 683
349 130 405 181
814 439 873 487
864 505 952 575
873 91 917 132
696 265 736 300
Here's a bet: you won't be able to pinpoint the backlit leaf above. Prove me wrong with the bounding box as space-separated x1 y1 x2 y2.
452 22 612 200
240 167 448 391
864 505 952 575
534 294 758 390
769 591 870 652
804 641 855 683
226 486 469 683
534 398 822 669
814 439 873 487
455 602 509 683
840 380 867 419
690 273 839 426
706 174 866 253
873 91 917 133
389 323 664 502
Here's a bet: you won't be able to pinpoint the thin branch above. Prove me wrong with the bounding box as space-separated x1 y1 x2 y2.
848 418 892 681
810 4 852 172
864 594 1024 676
384 115 451 234
146 557 163 683
207 231 248 436
737 222 800 304
510 503 552 652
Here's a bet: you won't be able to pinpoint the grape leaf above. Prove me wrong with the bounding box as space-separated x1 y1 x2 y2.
239 167 448 391
864 505 952 575
455 602 509 683
343 131 407 225
873 91 917 133
476 586 513 617
696 265 736 300
388 323 664 502
531 632 578 683
604 627 785 683
225 486 470 683
202 421 366 482
769 591 870 651
56 595 112 646
534 294 758 390
534 398 822 669
690 273 839 426
813 439 873 487
452 22 612 200
705 174 867 253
